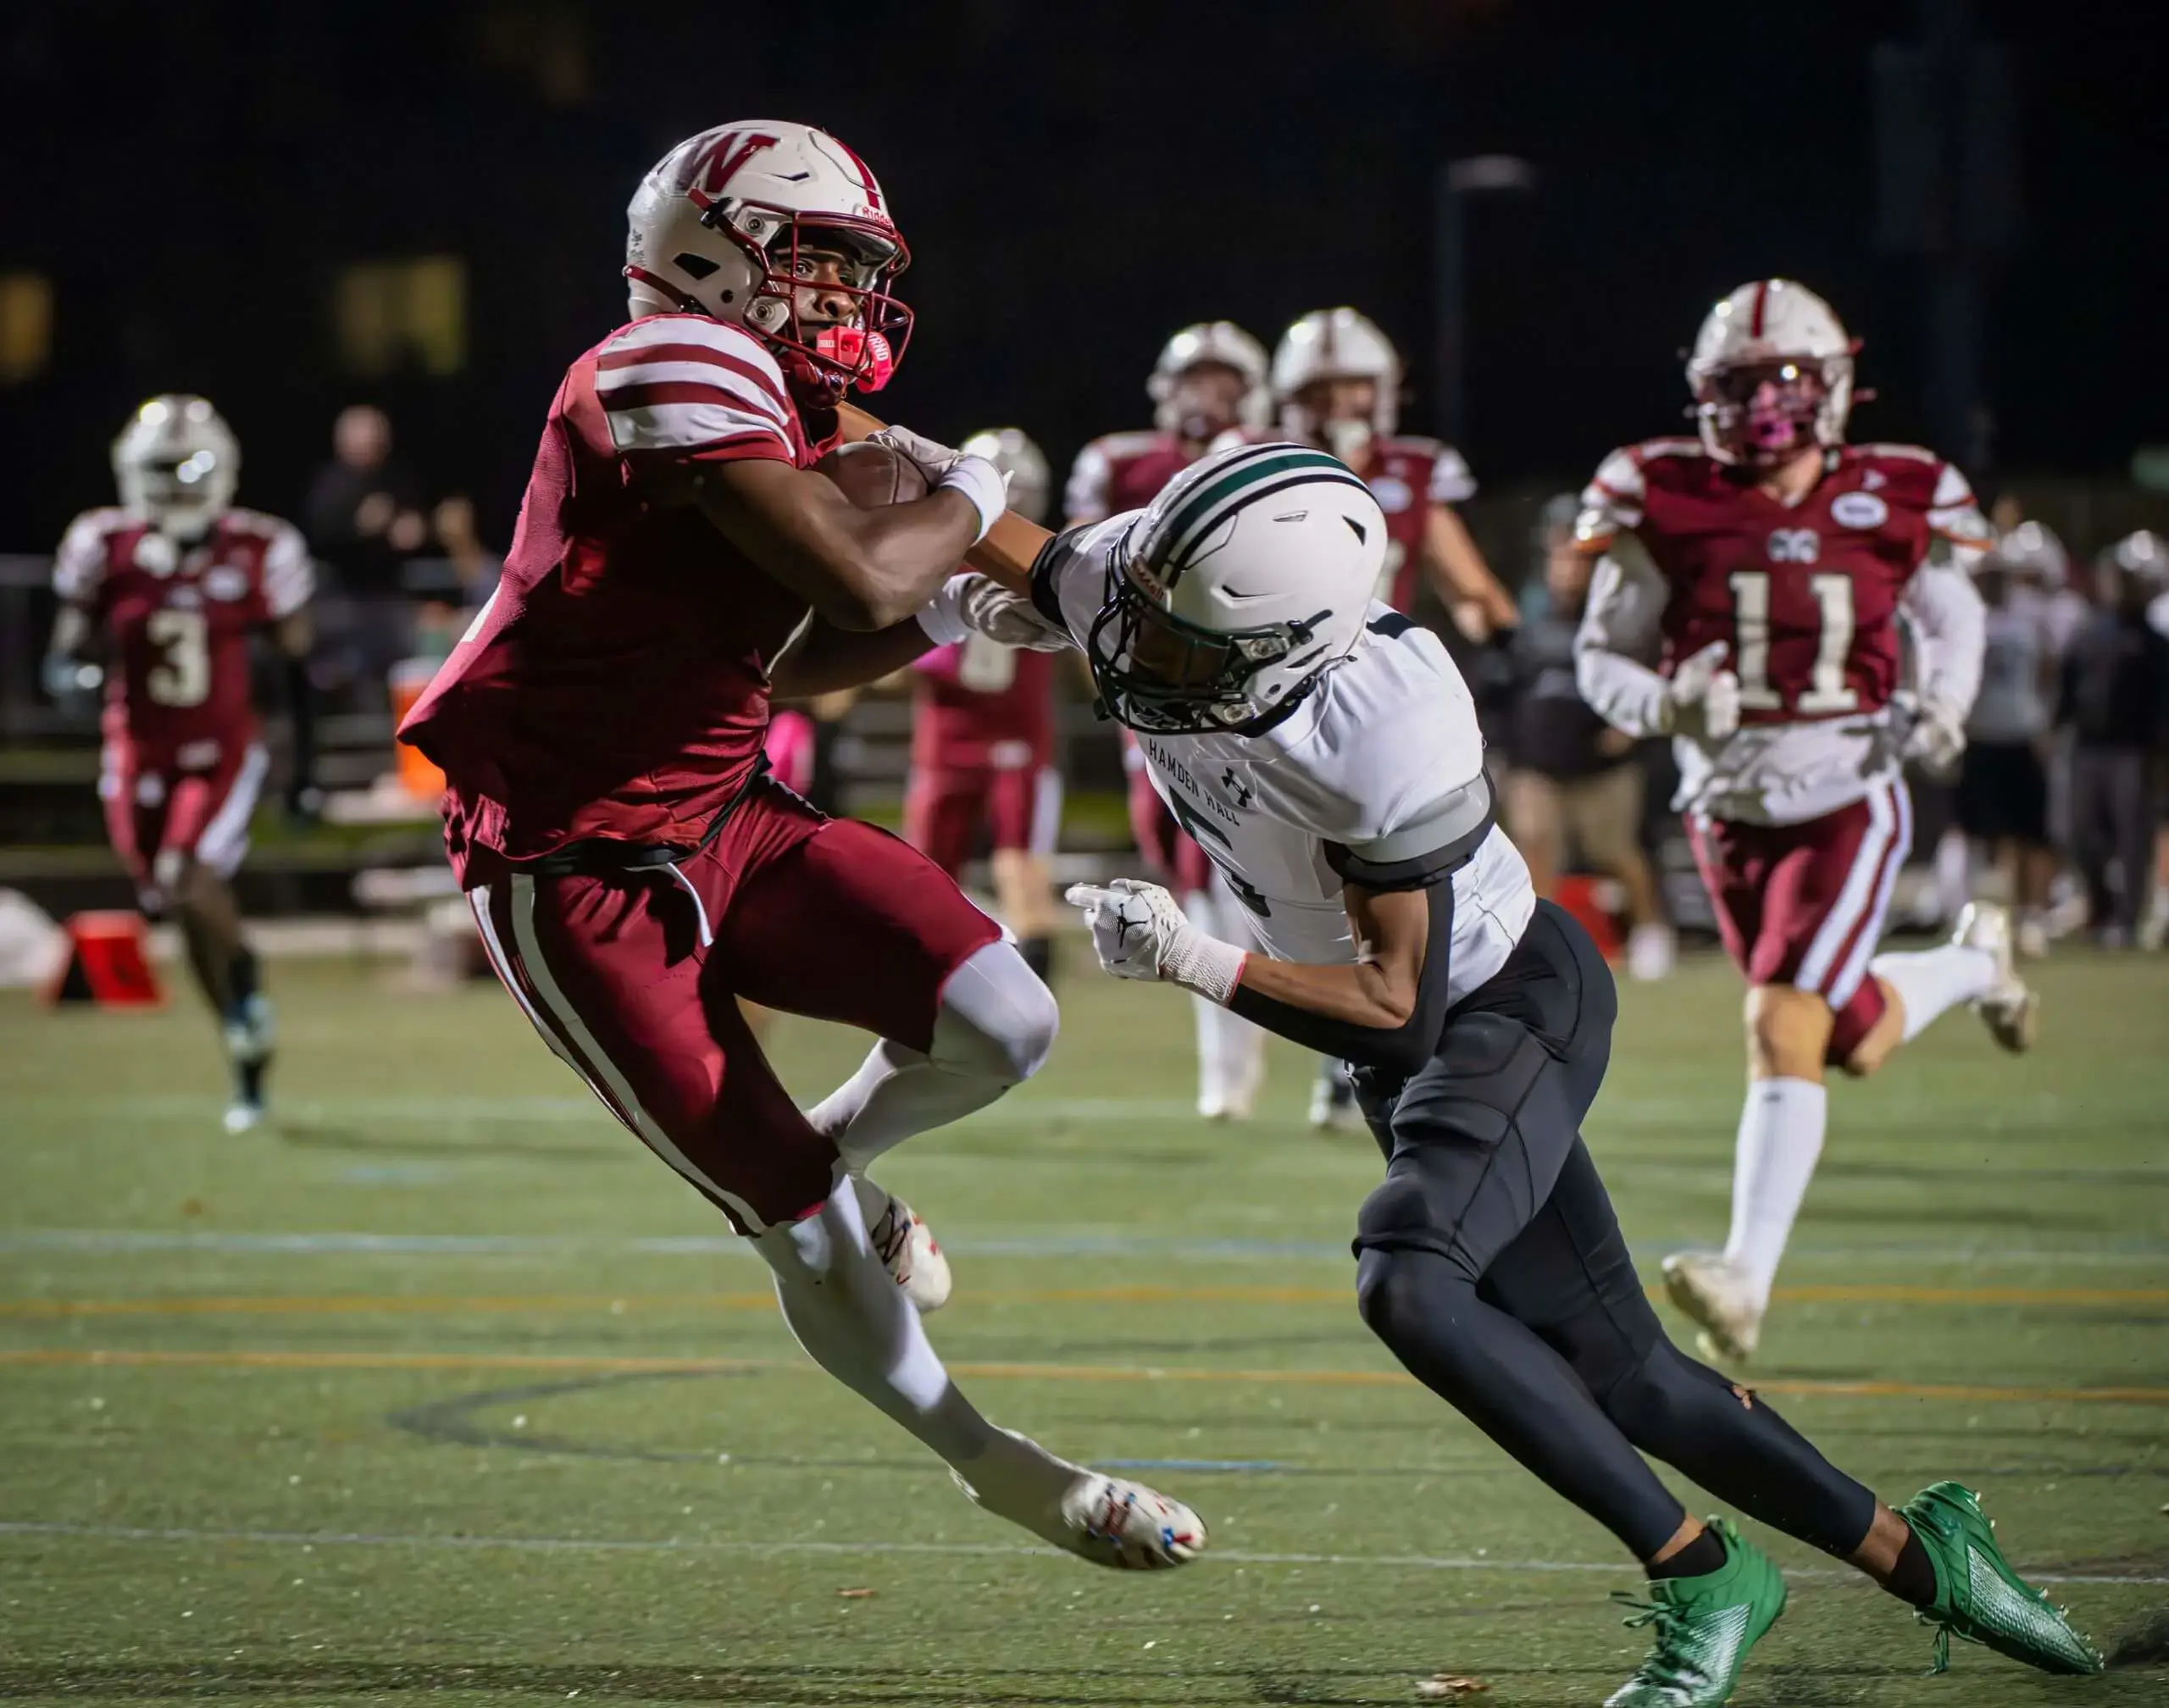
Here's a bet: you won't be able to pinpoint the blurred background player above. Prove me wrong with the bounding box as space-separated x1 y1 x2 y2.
1574 279 2028 1363
1262 307 1523 1126
43 396 317 1133
1067 323 1274 1120
397 121 1201 1567
1951 530 2062 957
2061 531 2169 946
902 429 1062 978
1497 495 1674 979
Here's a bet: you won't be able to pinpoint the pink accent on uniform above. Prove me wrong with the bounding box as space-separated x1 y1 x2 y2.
813 325 893 391
762 709 817 796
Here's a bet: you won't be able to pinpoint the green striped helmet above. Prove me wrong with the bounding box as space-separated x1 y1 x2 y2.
1087 441 1386 735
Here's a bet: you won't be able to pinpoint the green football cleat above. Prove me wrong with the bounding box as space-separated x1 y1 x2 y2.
1898 1482 2104 1677
1605 1519 1787 1706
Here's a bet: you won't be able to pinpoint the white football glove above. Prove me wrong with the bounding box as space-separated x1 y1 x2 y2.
922 573 1071 652
1662 640 1742 743
1063 878 1245 1002
1894 690 1967 775
868 424 1007 544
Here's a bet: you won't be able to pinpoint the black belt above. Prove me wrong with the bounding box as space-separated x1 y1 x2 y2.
527 752 770 878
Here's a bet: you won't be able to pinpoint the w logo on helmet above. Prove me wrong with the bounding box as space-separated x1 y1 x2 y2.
686 130 779 207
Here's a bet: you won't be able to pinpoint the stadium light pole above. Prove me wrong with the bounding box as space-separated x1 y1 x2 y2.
1433 154 1538 448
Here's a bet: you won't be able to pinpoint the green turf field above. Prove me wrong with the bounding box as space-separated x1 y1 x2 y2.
2 949 2163 1705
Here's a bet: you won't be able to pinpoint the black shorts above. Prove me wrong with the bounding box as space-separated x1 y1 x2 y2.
1956 739 2049 844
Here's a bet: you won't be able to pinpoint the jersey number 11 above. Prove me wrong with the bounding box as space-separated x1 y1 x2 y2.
1726 569 1859 715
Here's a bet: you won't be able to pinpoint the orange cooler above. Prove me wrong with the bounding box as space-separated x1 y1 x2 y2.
389 657 446 800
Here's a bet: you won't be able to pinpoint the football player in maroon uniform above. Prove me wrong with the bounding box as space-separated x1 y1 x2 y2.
1575 280 2025 1361
397 121 1201 1568
46 396 316 1133
1067 324 1274 1119
902 430 1063 979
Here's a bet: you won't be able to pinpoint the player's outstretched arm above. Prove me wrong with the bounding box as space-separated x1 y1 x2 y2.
693 458 992 632
41 603 101 702
1423 504 1519 633
835 403 1048 597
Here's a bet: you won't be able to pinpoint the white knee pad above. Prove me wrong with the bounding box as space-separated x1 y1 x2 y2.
929 940 1058 1085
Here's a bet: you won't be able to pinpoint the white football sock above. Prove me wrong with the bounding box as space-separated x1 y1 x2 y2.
755 1181 1073 1511
1933 827 1973 924
1866 943 1998 1042
1205 878 1268 1101
1722 1076 1828 1307
806 940 1058 1184
1182 888 1230 1109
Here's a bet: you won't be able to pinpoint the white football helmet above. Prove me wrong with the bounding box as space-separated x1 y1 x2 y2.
1086 441 1385 735
1149 322 1270 438
112 395 239 541
1686 279 1856 465
2105 530 2169 587
960 428 1051 525
624 120 909 395
1271 308 1401 467
1988 519 2069 586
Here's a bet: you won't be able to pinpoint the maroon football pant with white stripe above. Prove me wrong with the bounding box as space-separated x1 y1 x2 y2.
470 779 1001 1233
1687 778 1912 1060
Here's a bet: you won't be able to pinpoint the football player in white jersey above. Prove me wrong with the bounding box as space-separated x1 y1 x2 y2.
926 439 2100 1705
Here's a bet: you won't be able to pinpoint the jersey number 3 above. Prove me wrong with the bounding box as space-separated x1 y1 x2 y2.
1726 569 1858 714
146 608 212 708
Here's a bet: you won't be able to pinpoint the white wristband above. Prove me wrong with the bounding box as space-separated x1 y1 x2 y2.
937 455 1007 545
916 576 974 646
1163 929 1246 1006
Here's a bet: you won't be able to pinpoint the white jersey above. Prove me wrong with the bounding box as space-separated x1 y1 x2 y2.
1039 518 1534 1001
1969 590 2056 743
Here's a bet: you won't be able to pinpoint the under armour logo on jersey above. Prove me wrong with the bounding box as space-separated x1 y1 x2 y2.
1767 528 1821 564
1221 768 1255 810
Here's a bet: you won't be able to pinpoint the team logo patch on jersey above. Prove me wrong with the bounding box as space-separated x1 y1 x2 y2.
132 535 180 577
202 564 251 602
1767 528 1821 564
1831 491 1889 530
1220 768 1256 810
1368 474 1413 513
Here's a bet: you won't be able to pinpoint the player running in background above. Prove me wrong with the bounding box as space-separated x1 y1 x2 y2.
1574 279 2028 1362
1258 308 1523 1127
1068 321 1275 1118
399 121 1201 1568
940 438 2099 1705
46 396 316 1133
902 429 1062 979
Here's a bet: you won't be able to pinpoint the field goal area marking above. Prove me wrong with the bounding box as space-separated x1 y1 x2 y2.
3 1519 2161 1587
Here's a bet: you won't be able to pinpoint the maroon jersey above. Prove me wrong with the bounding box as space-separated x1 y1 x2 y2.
1581 439 1985 723
910 640 1058 772
1578 437 1989 824
1362 435 1477 611
53 507 313 764
399 313 832 887
1062 430 1201 523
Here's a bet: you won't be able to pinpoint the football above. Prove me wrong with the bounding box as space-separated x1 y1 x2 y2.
814 439 929 507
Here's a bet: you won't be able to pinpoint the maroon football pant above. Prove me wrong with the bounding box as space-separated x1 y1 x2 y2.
904 761 1062 877
470 780 1002 1232
1687 777 1911 1060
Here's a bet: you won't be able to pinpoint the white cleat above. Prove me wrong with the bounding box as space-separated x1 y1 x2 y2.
1307 1061 1365 1134
222 1099 266 1135
1199 1050 1265 1123
867 1191 951 1314
1661 1251 1764 1362
957 1461 1207 1571
1953 901 2037 1053
1626 923 1677 982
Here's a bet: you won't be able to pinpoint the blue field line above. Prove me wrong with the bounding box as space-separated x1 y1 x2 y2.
1 1519 2161 1585
4 1225 2168 1265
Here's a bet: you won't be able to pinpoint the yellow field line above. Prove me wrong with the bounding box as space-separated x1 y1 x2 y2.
2 1282 2163 1320
2 1345 2163 1406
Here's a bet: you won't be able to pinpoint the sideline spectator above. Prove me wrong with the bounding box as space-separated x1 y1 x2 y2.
1500 496 1673 979
304 406 427 597
2061 533 2169 946
431 495 502 608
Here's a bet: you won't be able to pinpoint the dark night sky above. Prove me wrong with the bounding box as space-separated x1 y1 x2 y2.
2 0 2161 552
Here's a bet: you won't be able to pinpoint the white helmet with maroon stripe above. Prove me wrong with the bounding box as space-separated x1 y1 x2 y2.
1149 322 1270 437
112 395 239 542
624 120 910 394
1686 279 1856 466
1271 308 1401 466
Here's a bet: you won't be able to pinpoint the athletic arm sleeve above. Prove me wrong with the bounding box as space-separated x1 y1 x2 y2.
262 518 317 619
1573 535 1675 737
1901 557 1987 720
52 512 111 609
1028 513 1134 644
